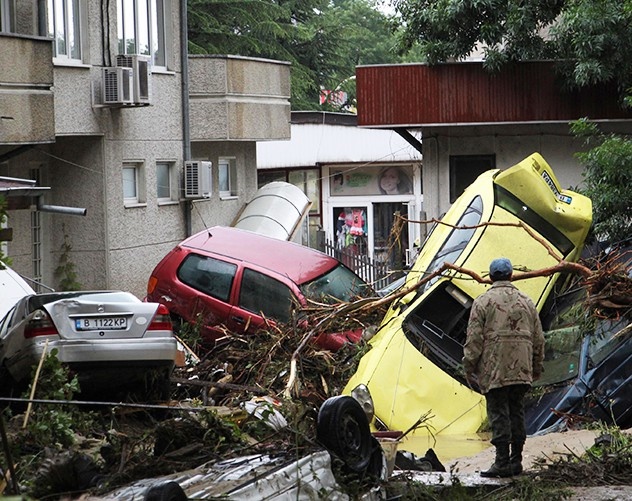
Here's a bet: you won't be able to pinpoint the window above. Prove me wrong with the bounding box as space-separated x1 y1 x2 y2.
239 269 293 323
219 157 237 198
423 195 483 291
495 184 574 256
300 264 371 303
47 0 84 61
178 254 236 302
0 0 14 33
122 162 145 206
156 161 174 202
449 155 495 202
117 0 167 68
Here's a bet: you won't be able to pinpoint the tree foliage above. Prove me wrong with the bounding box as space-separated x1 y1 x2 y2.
392 0 632 99
571 119 632 244
188 0 421 110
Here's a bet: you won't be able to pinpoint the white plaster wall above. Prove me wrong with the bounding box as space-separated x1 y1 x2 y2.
257 123 422 167
421 122 632 220
190 142 259 233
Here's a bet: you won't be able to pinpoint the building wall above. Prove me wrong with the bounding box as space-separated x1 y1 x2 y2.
4 0 187 298
422 122 632 220
0 36 54 146
2 1 290 299
190 141 259 233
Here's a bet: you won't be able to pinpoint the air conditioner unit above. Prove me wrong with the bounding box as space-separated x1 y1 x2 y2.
116 54 151 105
184 161 212 199
101 67 134 105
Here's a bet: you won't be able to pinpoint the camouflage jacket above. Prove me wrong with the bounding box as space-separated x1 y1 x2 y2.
463 281 545 394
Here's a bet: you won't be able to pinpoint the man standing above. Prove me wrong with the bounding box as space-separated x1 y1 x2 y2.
463 257 545 477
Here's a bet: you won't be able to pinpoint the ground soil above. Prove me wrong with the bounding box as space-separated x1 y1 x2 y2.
446 428 600 474
446 428 632 500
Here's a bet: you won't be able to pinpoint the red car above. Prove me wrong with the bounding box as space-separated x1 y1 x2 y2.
147 226 374 350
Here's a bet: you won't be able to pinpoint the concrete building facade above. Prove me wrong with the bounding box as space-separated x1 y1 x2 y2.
1 0 290 298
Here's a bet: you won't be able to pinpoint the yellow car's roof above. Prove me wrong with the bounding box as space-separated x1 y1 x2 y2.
495 152 592 249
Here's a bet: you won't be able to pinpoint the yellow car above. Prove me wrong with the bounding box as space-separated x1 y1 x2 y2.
344 153 592 437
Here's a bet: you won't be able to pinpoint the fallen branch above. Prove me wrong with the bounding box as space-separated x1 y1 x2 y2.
283 258 594 399
170 377 268 396
23 339 48 430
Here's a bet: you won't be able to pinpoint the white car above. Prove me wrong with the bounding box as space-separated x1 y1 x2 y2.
0 265 36 319
0 291 177 400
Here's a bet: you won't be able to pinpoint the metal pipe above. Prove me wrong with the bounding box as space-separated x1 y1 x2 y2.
37 204 87 216
180 0 193 237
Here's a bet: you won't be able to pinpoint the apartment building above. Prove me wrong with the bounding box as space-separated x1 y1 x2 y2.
0 0 290 297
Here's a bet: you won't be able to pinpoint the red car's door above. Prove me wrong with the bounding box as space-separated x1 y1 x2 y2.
226 267 297 334
169 253 239 341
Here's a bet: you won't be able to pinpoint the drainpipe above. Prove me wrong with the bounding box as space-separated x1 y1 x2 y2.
181 0 192 237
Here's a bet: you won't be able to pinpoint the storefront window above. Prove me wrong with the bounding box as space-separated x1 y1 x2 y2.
334 207 368 254
330 165 414 196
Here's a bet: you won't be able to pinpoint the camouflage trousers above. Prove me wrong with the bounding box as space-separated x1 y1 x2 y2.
485 384 530 445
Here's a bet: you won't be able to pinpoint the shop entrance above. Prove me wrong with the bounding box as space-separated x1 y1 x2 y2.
331 202 409 287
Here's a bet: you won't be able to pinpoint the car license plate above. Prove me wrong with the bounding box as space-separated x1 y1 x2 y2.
75 317 127 331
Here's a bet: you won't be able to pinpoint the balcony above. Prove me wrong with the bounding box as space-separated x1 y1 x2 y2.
188 55 291 142
0 34 55 149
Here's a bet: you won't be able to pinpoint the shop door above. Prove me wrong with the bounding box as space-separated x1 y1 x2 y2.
373 202 409 275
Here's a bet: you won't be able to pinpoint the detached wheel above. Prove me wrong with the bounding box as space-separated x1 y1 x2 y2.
317 395 372 472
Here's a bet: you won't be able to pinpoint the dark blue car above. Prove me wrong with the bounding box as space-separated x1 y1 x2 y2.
525 244 632 434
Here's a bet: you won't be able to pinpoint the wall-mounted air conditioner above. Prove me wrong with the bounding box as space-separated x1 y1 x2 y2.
102 67 134 105
116 54 151 105
184 161 212 199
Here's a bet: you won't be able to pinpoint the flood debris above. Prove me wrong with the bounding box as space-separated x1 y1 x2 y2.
1 241 631 499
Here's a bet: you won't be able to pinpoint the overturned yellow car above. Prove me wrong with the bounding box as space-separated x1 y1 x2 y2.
344 153 592 437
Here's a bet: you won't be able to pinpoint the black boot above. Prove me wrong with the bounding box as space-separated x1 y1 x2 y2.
510 441 524 475
481 443 512 478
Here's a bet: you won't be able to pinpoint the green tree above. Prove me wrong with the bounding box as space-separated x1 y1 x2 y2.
188 0 422 110
392 0 632 100
571 119 632 243
187 0 330 109
392 0 632 244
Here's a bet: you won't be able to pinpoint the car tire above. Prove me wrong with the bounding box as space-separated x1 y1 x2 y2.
364 436 388 480
144 481 187 501
317 395 372 473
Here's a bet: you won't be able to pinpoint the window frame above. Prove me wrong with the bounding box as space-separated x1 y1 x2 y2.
122 162 146 207
117 0 169 70
47 0 86 63
156 161 175 203
218 157 238 199
0 0 15 33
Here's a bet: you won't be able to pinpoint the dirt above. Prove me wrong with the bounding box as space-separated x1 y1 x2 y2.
446 428 632 500
446 428 600 474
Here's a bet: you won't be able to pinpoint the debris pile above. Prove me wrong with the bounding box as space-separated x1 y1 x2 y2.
584 246 632 315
